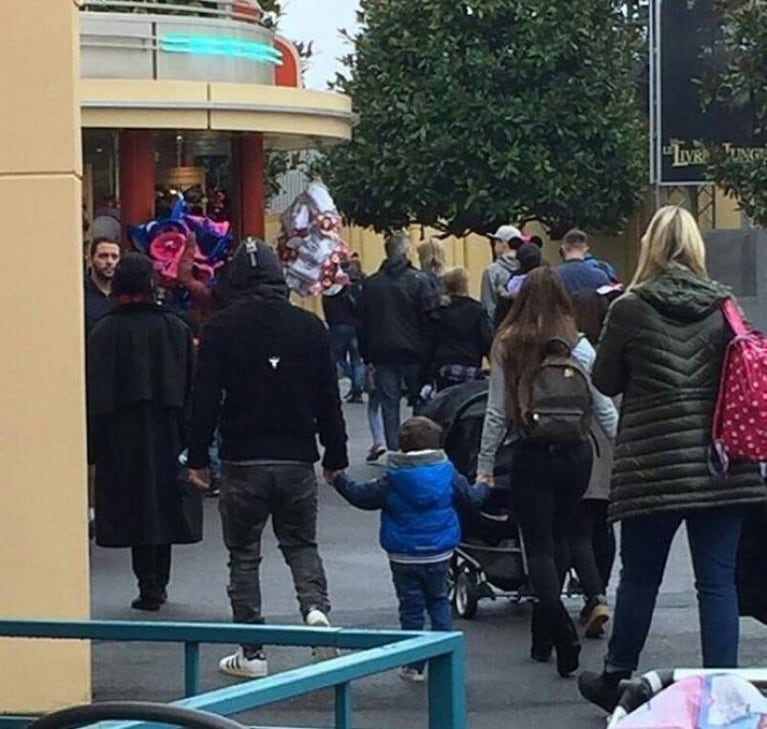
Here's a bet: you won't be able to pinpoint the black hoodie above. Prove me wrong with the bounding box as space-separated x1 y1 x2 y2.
358 257 437 365
187 241 348 470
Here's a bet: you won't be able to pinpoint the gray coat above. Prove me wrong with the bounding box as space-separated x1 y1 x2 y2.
480 255 520 324
593 264 765 522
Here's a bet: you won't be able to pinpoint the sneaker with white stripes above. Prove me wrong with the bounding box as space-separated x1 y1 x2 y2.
218 648 268 679
305 608 338 662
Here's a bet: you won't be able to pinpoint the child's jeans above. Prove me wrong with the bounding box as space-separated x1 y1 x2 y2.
390 558 452 672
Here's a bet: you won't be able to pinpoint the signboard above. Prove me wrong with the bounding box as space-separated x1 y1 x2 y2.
656 0 765 185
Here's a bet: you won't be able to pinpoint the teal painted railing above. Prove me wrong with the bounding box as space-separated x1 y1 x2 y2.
0 620 465 729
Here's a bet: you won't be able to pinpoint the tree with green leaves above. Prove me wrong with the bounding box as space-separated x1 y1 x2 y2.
321 0 647 238
707 0 767 225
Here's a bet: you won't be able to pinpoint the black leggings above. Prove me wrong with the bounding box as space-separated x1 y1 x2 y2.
509 441 592 645
570 500 616 598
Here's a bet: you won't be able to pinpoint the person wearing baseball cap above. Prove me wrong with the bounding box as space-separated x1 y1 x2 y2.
480 224 524 326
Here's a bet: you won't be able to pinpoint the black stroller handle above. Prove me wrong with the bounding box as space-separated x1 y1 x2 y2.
28 702 247 729
444 390 491 440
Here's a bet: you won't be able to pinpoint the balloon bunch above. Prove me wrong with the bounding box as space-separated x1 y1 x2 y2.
128 195 235 292
276 182 350 297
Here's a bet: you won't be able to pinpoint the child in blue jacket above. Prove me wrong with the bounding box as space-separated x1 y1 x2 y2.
333 416 487 682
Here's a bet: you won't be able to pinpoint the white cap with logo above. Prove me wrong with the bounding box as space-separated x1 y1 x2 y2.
489 224 523 242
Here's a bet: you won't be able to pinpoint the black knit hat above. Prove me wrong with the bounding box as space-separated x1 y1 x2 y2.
112 252 156 296
517 243 542 274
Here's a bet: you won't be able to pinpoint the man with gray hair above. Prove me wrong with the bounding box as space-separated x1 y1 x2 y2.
357 232 437 450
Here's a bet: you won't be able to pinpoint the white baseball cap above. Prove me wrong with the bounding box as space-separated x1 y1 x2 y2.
489 224 523 242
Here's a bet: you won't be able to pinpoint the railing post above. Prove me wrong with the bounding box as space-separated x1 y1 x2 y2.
334 682 352 729
427 637 466 729
184 642 201 698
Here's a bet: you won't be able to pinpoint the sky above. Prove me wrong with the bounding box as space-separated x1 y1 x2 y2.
277 0 360 90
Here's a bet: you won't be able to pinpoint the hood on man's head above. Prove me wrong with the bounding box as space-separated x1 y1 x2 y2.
228 237 288 298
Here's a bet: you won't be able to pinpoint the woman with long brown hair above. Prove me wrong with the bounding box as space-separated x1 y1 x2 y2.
477 267 617 677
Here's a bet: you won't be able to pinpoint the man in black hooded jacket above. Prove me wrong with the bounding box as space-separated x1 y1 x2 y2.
187 238 348 680
357 232 437 450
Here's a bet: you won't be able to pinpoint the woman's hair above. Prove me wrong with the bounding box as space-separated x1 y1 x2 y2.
441 267 469 302
494 267 578 426
417 237 446 274
112 252 156 298
571 289 609 346
631 205 708 288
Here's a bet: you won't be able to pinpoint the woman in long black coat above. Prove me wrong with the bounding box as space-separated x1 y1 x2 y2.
87 253 200 611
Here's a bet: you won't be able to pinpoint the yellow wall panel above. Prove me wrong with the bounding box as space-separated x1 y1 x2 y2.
0 0 90 713
0 0 81 176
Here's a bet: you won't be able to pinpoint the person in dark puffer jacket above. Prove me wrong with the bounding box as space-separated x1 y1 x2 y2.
579 206 767 714
333 416 487 682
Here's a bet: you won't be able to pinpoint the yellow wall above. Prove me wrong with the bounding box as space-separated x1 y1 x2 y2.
0 0 91 713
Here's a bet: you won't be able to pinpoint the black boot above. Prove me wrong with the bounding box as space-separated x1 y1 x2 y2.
530 603 553 662
551 603 581 677
578 670 631 713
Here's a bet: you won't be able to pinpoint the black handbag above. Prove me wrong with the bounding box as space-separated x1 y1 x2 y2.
175 474 204 544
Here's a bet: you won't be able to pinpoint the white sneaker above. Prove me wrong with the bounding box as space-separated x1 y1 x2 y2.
399 666 425 683
305 609 338 662
218 648 268 678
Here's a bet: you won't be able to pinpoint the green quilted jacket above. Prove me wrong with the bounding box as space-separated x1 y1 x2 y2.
593 265 765 522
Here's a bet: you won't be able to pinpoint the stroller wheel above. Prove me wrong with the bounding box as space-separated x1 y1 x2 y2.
454 568 479 619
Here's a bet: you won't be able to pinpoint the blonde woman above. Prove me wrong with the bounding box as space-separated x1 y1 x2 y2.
579 206 766 712
417 237 447 294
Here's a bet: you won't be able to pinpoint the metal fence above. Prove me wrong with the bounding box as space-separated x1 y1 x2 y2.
0 620 466 729
81 1 265 24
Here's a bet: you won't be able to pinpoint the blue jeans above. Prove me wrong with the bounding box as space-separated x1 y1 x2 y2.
606 508 744 674
390 560 452 671
329 325 364 396
373 364 423 450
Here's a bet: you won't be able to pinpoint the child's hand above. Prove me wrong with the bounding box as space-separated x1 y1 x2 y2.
476 472 494 487
324 469 343 485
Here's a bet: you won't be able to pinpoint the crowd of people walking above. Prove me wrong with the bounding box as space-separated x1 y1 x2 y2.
84 205 767 708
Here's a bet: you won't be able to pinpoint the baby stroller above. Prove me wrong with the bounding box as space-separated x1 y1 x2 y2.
422 381 533 618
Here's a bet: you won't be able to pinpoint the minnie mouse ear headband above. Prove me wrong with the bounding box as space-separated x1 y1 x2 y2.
509 234 544 251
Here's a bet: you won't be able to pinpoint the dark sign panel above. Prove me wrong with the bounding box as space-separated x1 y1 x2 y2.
658 0 764 184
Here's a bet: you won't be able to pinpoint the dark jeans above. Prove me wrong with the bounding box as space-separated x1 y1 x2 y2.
571 500 615 599
508 442 592 648
219 462 330 656
390 559 452 671
131 545 171 599
329 325 364 396
374 364 423 450
606 508 744 674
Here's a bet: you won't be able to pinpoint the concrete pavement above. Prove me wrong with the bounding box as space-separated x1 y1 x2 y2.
90 397 767 729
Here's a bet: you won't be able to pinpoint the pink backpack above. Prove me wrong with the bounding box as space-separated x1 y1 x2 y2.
712 299 767 473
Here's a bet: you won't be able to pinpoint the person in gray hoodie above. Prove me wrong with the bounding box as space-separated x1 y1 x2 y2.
480 224 523 325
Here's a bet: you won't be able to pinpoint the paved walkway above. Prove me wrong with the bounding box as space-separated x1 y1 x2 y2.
90 398 767 729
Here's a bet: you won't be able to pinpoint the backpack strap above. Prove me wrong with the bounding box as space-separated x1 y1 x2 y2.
722 298 748 337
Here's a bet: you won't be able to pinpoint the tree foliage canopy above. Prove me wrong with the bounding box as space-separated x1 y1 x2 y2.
321 0 648 237
707 0 767 225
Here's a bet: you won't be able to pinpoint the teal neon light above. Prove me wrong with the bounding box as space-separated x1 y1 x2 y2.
160 34 282 64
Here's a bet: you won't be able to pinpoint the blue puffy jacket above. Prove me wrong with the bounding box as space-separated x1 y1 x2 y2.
334 450 486 563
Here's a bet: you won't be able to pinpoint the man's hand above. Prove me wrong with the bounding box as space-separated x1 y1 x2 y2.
324 469 342 485
188 467 211 492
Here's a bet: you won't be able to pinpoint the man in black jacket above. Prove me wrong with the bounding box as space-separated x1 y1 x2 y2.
187 238 348 680
358 232 437 450
84 237 120 334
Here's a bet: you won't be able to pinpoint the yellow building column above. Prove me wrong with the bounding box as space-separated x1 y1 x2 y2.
0 0 91 713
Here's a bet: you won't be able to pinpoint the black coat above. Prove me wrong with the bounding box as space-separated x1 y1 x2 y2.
84 275 116 335
87 303 198 548
430 295 492 371
358 258 437 365
593 265 765 522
